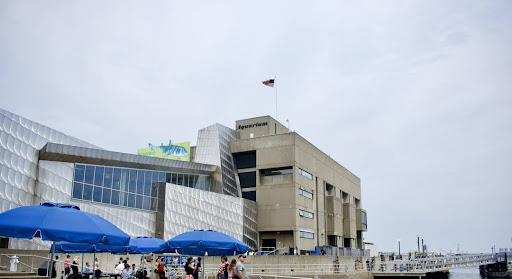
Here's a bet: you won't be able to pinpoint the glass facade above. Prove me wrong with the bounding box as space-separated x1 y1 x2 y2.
72 163 209 211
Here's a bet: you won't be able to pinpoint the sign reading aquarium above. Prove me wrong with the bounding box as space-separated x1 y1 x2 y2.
137 140 190 161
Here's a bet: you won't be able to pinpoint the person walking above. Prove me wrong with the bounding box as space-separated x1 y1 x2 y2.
235 255 247 279
227 260 237 279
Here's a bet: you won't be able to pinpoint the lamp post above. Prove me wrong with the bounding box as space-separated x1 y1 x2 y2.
417 235 420 256
397 239 401 259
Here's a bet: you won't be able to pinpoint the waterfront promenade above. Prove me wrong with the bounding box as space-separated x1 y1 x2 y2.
0 248 496 279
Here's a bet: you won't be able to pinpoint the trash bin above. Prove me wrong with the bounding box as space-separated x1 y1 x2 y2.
9 255 19 271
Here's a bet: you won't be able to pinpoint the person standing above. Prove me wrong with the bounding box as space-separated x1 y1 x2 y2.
185 257 195 279
64 255 71 277
235 255 247 279
121 264 131 279
94 258 100 271
193 257 201 279
218 256 228 279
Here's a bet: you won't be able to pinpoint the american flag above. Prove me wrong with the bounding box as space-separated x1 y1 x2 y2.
262 79 275 87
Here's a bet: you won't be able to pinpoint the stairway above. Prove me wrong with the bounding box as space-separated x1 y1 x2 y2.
0 271 47 279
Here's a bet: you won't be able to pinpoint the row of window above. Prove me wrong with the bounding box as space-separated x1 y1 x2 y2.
72 163 209 211
299 230 314 239
73 182 158 211
299 209 314 219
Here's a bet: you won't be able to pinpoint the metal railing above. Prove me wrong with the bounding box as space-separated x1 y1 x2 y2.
201 263 355 276
368 254 496 273
0 253 53 273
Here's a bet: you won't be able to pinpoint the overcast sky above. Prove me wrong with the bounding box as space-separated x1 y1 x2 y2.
1 1 511 254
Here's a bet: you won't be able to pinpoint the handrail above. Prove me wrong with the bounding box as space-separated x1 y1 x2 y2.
250 274 313 279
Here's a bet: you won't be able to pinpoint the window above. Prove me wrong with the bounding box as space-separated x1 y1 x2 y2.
261 167 293 176
299 209 314 219
299 189 313 199
233 151 256 169
299 230 314 239
239 172 256 188
242 191 256 201
298 168 313 180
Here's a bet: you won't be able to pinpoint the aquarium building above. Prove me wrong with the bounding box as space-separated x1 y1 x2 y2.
0 108 366 255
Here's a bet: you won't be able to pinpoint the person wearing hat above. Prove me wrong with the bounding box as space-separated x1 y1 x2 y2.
235 255 247 279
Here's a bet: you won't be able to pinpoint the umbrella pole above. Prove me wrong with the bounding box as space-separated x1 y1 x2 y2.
48 241 55 279
201 252 206 279
82 253 84 273
93 250 96 272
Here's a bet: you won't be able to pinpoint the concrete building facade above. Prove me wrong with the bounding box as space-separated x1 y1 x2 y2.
230 116 367 254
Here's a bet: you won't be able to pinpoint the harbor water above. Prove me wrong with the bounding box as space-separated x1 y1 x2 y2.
441 267 481 279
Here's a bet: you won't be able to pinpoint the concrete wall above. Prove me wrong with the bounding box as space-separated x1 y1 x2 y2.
230 128 365 252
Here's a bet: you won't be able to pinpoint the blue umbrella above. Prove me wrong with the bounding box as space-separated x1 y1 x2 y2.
157 230 249 256
0 203 130 246
0 202 130 279
54 237 164 254
129 237 165 254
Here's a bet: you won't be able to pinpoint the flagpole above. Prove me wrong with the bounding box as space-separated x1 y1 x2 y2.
274 75 277 120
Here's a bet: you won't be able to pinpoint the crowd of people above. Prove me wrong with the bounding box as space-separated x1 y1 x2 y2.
52 254 249 279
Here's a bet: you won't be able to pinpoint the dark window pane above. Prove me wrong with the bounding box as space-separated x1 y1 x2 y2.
136 170 144 195
177 174 183 185
151 184 158 198
74 165 85 183
183 174 189 187
171 173 177 184
261 167 293 176
129 170 137 193
83 184 93 201
121 169 129 191
144 171 151 196
233 151 256 169
102 188 111 204
242 191 256 201
111 190 120 205
93 186 102 202
84 166 95 184
128 193 135 208
72 182 83 199
142 196 150 210
112 168 121 190
190 175 197 188
150 198 157 211
104 167 113 188
136 195 143 209
94 166 104 186
239 172 256 188
166 173 171 183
